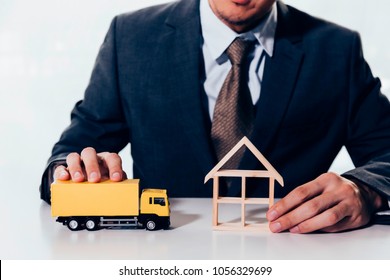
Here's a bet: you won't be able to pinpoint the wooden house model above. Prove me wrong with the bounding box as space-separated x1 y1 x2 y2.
204 136 284 231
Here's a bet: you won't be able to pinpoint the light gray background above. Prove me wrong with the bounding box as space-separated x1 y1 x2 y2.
0 0 389 259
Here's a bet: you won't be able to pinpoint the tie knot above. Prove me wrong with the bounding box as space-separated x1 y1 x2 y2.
226 37 254 65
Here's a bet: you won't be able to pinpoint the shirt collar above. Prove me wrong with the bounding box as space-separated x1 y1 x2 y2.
200 0 277 60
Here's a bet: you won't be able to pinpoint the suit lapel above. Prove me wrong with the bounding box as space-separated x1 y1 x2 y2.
251 43 303 153
242 1 304 169
159 0 215 175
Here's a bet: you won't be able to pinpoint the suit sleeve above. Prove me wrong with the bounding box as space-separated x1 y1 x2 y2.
342 32 390 200
40 17 130 203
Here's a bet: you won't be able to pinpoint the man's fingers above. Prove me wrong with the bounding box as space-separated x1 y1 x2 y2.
269 191 340 233
66 152 85 182
267 180 325 222
54 165 70 181
63 148 125 183
267 172 373 234
98 152 125 181
319 215 357 233
288 203 350 233
80 147 101 182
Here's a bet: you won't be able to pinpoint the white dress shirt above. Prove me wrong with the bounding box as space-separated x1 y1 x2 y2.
199 0 277 120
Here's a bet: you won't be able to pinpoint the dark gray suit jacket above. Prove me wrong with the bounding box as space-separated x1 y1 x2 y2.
41 0 390 204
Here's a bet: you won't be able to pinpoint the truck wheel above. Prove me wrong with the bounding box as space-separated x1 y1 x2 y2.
67 218 80 231
85 218 99 231
163 220 171 230
146 220 157 231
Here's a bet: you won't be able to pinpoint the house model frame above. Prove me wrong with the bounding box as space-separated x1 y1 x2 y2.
204 137 284 231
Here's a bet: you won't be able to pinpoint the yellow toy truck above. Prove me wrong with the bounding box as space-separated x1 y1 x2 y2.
51 179 170 231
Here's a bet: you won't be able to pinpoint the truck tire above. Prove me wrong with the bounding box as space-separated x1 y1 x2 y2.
67 218 81 231
146 220 157 231
163 219 171 230
85 218 99 231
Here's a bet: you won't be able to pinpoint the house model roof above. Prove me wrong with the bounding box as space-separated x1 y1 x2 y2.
204 136 284 186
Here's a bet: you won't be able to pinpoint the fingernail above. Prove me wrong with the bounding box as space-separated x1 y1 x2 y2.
112 172 121 180
89 172 98 181
267 210 278 221
289 226 300 233
270 222 282 232
60 171 68 178
74 171 82 179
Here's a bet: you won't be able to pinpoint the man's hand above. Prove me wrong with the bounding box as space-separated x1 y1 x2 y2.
266 172 387 233
53 147 127 182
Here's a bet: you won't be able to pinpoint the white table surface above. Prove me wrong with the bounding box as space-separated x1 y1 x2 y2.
1 183 389 260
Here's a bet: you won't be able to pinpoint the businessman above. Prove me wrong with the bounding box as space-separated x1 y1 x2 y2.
41 0 390 233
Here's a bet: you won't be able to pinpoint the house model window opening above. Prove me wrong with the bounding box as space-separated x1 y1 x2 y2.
204 137 284 231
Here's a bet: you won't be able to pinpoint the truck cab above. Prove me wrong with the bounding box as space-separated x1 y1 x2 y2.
139 189 170 230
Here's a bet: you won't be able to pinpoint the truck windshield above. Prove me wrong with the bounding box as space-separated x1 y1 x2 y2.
153 197 166 206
